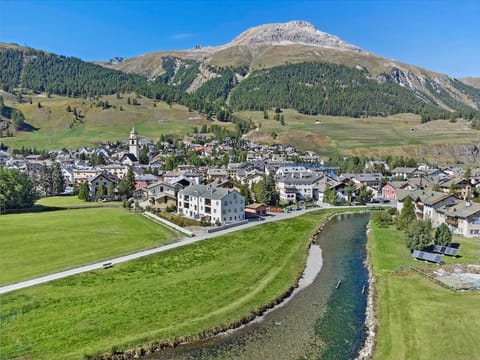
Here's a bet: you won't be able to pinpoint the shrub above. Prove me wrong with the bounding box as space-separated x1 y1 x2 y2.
371 210 393 227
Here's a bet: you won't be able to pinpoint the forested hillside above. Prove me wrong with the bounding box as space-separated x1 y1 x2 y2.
229 62 449 117
0 48 216 115
1 45 479 122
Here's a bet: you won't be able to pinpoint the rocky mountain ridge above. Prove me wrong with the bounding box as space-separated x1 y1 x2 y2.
106 21 479 111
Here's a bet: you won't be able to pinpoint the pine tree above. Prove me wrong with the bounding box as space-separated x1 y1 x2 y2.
139 146 149 164
107 183 115 199
96 184 106 200
118 167 135 199
78 182 90 201
405 220 432 251
396 197 415 230
39 164 53 196
52 163 66 195
434 223 452 246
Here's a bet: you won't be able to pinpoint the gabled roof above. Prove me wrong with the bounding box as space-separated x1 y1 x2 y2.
391 167 417 174
277 175 323 186
179 184 238 200
89 171 118 184
147 181 176 190
437 200 480 219
396 189 454 206
136 174 159 182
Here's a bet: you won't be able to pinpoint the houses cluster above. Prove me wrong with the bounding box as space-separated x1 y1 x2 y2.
382 166 480 238
3 129 480 234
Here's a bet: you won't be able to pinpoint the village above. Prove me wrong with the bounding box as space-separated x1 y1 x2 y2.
1 127 480 238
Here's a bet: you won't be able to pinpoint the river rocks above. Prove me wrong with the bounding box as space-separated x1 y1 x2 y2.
355 226 376 360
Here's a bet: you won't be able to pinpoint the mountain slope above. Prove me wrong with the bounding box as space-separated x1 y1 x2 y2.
461 77 480 89
1 20 480 120
108 21 480 112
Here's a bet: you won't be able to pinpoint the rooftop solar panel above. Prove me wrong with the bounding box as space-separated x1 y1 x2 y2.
432 245 459 256
412 250 442 263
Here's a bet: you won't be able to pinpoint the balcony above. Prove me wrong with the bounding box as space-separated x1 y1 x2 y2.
445 217 458 227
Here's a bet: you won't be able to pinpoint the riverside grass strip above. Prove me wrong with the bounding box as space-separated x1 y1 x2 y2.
0 207 181 284
369 224 480 360
0 209 355 360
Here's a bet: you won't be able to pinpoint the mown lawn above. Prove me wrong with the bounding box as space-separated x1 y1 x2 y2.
35 195 121 208
0 209 342 360
369 224 480 360
0 208 181 284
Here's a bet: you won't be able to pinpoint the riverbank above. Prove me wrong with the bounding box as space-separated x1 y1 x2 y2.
99 213 337 360
3 210 354 360
355 223 376 360
151 212 371 360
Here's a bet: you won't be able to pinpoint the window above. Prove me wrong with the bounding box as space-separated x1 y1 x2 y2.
472 216 480 225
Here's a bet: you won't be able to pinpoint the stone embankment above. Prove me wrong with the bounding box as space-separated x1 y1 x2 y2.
355 224 376 360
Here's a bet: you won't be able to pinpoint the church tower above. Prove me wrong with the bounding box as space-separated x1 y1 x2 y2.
129 127 139 160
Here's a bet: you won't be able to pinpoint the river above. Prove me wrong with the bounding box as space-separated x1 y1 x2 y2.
151 213 370 360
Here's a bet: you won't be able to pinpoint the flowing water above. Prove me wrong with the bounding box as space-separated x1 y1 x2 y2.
151 213 370 360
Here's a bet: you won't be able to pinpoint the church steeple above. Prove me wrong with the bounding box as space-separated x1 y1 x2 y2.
129 127 139 160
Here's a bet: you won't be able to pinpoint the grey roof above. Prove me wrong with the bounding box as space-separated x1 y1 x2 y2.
391 167 417 174
136 174 159 182
277 175 323 186
437 200 480 219
179 184 236 200
208 168 228 176
396 189 454 206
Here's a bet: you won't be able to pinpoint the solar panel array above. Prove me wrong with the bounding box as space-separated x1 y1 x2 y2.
412 250 442 263
432 245 459 256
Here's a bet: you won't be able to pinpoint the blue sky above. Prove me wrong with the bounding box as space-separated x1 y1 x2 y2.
1 0 479 77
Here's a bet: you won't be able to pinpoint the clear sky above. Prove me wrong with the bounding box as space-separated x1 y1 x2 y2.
1 0 479 77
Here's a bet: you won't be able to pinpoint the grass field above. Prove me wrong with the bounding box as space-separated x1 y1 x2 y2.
0 207 181 285
3 91 478 164
0 93 234 149
0 209 343 359
35 196 122 208
369 224 480 360
237 109 479 162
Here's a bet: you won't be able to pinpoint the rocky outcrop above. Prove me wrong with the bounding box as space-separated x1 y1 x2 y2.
224 20 364 52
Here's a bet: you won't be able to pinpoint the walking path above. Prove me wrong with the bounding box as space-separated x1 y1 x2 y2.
0 205 381 295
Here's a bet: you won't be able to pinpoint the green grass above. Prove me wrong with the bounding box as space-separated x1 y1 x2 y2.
35 196 121 208
0 207 181 285
0 209 345 360
1 93 233 149
237 109 480 161
369 224 480 360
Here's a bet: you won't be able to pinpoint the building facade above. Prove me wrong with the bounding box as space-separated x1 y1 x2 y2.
177 184 245 224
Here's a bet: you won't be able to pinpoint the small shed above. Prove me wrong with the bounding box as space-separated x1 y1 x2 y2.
245 203 268 217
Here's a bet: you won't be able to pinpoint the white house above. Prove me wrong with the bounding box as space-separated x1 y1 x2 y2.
177 184 245 224
276 175 324 202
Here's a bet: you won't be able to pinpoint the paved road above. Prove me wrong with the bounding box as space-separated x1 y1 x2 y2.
0 205 381 295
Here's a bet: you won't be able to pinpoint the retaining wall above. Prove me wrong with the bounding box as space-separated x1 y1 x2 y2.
143 212 195 237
